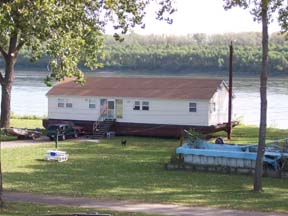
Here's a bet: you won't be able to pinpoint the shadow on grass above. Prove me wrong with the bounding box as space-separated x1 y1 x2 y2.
2 137 288 213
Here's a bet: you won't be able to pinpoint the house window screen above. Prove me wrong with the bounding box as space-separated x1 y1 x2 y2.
66 99 73 108
210 102 216 113
142 101 149 111
133 101 140 110
189 102 197 112
58 98 65 108
89 98 96 109
108 101 114 109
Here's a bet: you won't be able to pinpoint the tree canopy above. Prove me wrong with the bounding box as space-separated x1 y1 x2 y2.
13 32 288 76
0 0 174 85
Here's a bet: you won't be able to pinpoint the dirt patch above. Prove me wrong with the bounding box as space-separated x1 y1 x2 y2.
1 136 100 149
4 191 288 216
47 214 111 216
1 136 51 149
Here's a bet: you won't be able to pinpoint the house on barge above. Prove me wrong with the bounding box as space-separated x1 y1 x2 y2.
43 76 232 138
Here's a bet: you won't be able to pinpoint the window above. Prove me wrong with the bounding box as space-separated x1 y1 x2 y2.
58 98 72 108
142 101 149 111
66 102 73 108
58 98 65 108
133 101 140 110
210 102 216 113
66 99 73 108
108 100 114 109
89 98 96 109
189 102 197 112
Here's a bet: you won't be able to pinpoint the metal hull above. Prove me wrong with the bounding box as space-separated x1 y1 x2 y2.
5 127 41 139
183 154 256 169
176 139 288 172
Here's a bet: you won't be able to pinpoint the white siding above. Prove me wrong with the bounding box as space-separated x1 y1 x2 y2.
48 96 100 121
208 83 229 125
48 96 210 126
119 98 209 126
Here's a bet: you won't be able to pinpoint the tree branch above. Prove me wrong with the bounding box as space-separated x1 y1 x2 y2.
15 40 25 55
0 46 8 60
0 71 4 85
8 34 18 54
0 45 7 85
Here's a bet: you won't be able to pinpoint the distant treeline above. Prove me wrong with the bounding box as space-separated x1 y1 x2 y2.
8 32 288 75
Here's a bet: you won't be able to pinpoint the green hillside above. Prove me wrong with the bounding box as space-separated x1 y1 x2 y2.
11 32 288 76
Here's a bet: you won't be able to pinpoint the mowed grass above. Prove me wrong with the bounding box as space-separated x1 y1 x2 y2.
0 202 159 216
10 118 43 129
2 134 288 213
212 124 288 144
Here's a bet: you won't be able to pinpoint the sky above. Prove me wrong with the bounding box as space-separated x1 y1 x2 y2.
132 0 281 35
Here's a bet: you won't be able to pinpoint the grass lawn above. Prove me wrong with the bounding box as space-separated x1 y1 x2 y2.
0 202 159 216
10 118 43 129
212 124 288 144
2 131 288 213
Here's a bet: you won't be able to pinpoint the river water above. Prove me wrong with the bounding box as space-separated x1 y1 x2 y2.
7 71 288 129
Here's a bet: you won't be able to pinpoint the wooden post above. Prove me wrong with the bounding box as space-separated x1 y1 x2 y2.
55 129 59 149
228 42 233 140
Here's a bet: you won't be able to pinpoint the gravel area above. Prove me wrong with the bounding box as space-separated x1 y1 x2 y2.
1 136 51 149
4 191 288 216
1 136 100 149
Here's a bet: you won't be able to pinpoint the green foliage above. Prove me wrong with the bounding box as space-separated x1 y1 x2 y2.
10 113 45 120
99 32 288 74
186 129 204 148
224 0 288 33
0 1 175 84
16 32 288 75
187 129 204 139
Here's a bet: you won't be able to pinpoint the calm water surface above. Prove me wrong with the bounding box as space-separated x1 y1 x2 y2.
6 71 288 129
233 78 288 128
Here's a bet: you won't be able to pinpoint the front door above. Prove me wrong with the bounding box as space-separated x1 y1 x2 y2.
107 100 115 119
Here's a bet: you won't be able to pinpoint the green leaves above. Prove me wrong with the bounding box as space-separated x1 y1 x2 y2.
0 0 175 85
223 0 249 10
223 0 288 29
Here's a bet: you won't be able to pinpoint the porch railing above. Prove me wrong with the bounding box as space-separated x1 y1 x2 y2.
93 107 108 135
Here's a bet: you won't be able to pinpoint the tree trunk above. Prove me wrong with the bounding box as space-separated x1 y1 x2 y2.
227 42 233 140
1 81 13 128
254 0 269 193
0 56 15 209
0 33 18 209
0 158 3 208
0 38 17 128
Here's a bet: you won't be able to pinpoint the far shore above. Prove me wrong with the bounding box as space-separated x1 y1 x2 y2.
13 69 288 80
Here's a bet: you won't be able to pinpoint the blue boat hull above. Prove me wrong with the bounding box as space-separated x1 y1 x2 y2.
176 140 288 171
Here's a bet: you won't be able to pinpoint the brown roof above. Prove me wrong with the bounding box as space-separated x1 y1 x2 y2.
47 77 225 100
